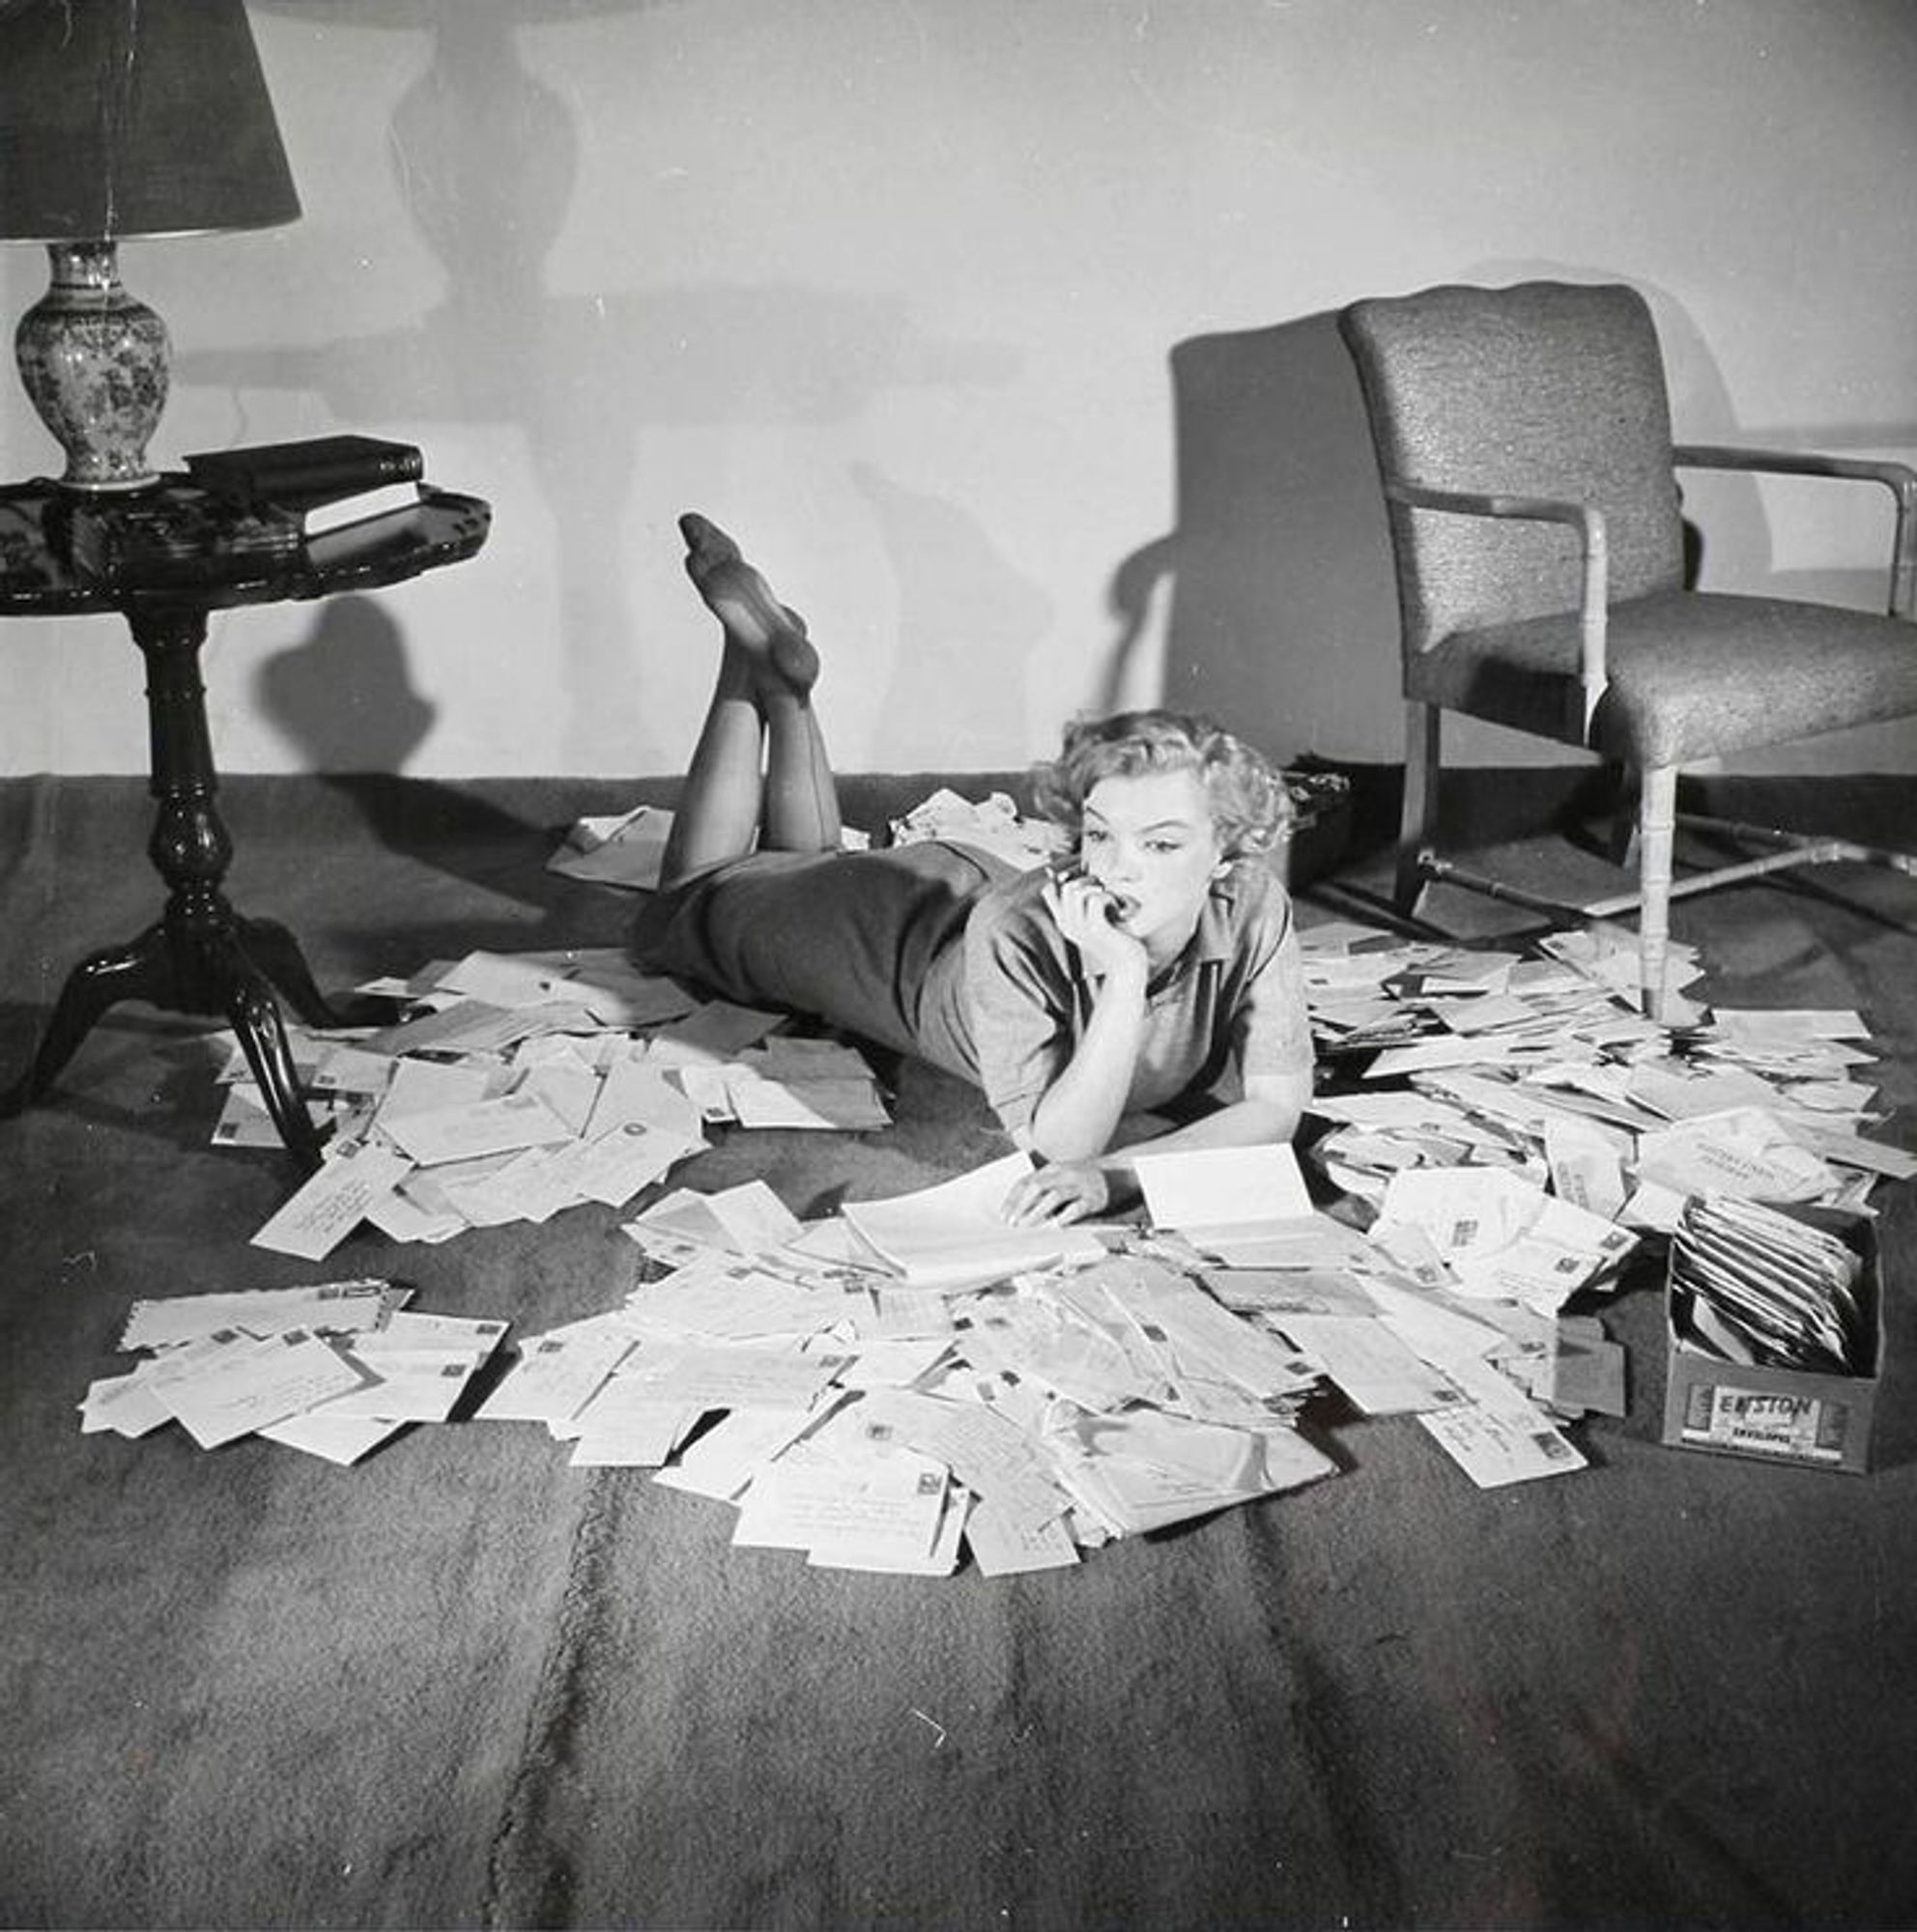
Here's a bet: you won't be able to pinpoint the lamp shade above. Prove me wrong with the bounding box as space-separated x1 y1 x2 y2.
0 0 300 241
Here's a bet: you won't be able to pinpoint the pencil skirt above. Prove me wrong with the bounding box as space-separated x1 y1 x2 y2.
629 841 1015 1078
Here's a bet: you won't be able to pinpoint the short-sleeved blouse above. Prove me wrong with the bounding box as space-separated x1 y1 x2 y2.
629 840 1312 1135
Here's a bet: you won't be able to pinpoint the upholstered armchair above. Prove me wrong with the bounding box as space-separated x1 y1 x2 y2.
1339 279 1917 1016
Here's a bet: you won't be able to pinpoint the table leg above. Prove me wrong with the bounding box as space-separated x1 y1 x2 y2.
6 605 332 1170
235 914 348 1029
9 925 172 1107
227 969 326 1172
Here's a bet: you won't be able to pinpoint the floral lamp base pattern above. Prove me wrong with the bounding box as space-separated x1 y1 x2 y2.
14 242 169 493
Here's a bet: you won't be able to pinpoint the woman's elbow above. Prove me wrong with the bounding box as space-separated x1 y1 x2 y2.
1244 1075 1311 1144
1018 1118 1109 1165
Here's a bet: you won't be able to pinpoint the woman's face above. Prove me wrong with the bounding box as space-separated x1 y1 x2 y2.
1076 767 1226 965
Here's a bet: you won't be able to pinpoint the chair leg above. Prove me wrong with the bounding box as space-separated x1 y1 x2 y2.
1637 765 1678 1019
1395 700 1440 916
1606 762 1640 868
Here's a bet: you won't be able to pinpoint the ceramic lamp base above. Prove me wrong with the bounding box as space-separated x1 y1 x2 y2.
14 241 170 493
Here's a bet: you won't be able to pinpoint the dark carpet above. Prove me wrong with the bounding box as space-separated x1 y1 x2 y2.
3 769 1915 1931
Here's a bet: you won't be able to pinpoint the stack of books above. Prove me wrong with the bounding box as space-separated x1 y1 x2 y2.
184 434 427 539
61 436 430 585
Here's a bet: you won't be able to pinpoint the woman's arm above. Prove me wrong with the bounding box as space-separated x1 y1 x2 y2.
1019 956 1148 1162
987 862 1313 1226
1006 1069 1311 1225
1016 873 1154 1163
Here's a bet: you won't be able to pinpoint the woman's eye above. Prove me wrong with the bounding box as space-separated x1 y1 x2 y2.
1081 827 1109 847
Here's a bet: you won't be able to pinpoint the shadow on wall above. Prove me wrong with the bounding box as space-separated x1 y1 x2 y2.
255 593 563 907
1101 310 1405 770
852 462 1053 765
198 0 1017 773
256 596 434 772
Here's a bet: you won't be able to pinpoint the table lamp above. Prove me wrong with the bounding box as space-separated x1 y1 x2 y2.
0 0 300 492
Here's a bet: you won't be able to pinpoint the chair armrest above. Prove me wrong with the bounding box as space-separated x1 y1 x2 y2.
1674 444 1917 619
1674 442 1916 489
1385 481 1611 734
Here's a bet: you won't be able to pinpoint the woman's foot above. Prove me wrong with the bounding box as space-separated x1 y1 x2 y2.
679 512 820 695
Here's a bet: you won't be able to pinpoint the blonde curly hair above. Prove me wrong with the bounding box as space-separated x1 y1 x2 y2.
1031 710 1292 863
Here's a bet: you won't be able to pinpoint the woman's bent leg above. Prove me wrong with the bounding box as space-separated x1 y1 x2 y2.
665 513 840 884
659 637 766 889
760 685 842 858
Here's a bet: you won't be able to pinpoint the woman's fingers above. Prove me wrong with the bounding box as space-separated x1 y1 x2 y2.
1044 876 1113 952
1001 1174 1059 1224
1001 1162 1104 1226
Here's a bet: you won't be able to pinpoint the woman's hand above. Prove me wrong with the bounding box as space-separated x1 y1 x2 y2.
1043 871 1148 983
1000 1158 1112 1226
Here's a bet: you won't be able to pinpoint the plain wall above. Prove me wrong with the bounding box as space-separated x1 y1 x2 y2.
3 0 1914 780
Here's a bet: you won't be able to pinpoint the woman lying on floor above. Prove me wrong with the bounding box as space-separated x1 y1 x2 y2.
631 513 1314 1226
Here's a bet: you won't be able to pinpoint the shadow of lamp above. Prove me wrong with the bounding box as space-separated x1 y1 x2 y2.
0 0 300 491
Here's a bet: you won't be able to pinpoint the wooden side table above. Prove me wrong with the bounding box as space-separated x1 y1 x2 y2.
0 475 491 1171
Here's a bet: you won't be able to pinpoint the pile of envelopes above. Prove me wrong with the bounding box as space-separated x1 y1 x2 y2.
195 947 894 1260
476 1152 1348 1575
80 1123 1645 1572
77 1124 1622 1570
1671 1195 1872 1377
1300 918 1912 1226
1297 916 1912 1396
78 1277 510 1467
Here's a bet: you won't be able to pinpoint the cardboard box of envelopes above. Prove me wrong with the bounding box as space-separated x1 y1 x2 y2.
1661 1201 1882 1474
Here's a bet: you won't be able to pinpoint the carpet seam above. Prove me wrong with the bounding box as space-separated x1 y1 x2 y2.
480 1466 620 1929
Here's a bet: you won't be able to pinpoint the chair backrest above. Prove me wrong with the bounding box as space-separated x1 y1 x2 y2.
1339 281 1686 657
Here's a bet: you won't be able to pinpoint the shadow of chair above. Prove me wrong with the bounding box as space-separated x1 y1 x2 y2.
1338 279 1917 1015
